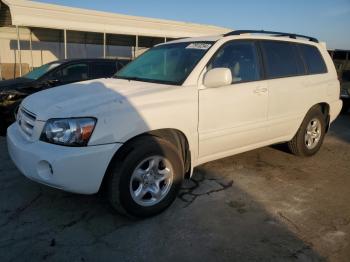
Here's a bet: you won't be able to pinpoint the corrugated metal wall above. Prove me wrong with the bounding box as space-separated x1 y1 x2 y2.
0 1 177 79
0 27 136 79
0 2 11 26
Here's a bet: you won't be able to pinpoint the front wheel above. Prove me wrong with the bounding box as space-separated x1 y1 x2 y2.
108 136 184 218
288 107 326 157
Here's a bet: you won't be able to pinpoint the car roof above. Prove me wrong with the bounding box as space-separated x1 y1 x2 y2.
165 35 223 44
53 58 129 64
164 30 322 47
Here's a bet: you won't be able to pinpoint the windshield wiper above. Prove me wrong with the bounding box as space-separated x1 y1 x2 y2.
114 76 179 85
114 76 144 82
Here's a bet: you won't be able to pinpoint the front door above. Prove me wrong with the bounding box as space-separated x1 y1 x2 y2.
198 40 268 162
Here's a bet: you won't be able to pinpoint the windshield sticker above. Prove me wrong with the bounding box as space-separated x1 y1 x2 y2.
186 43 212 50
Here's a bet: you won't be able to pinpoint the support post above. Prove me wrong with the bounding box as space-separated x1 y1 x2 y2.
164 37 167 43
84 32 87 58
0 50 2 80
16 25 22 76
64 29 67 59
103 32 106 58
134 35 139 59
29 28 33 71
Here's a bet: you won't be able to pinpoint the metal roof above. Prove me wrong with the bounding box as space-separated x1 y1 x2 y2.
1 0 230 38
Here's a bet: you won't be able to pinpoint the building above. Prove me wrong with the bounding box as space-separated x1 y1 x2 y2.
0 0 230 80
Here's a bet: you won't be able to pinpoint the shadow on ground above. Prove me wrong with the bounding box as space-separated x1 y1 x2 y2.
329 110 350 144
0 148 322 261
1 115 350 261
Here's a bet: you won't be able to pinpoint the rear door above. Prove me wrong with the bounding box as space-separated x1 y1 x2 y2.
259 40 308 140
261 41 330 141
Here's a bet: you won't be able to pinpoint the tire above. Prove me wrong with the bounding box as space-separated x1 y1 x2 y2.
288 107 326 157
108 136 184 218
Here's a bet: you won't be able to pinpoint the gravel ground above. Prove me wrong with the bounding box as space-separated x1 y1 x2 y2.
0 114 349 262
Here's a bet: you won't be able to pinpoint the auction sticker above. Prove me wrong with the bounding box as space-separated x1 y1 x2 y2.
186 43 212 50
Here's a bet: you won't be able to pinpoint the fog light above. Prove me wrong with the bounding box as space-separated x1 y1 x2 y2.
37 160 53 180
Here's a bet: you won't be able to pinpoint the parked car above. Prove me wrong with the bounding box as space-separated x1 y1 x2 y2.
328 50 350 112
7 30 342 218
0 58 130 134
340 70 350 112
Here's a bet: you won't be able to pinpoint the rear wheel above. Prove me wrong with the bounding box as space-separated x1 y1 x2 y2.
108 136 184 218
288 107 326 157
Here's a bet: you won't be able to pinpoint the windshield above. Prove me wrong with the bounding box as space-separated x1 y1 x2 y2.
23 62 61 80
115 42 214 85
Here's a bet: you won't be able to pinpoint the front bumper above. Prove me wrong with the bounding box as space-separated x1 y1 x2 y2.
7 123 122 194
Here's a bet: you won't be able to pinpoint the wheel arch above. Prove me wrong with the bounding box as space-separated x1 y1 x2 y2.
99 128 192 192
287 102 330 157
316 102 330 133
293 102 331 139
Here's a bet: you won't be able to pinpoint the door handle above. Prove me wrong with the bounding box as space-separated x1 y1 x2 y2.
254 87 268 94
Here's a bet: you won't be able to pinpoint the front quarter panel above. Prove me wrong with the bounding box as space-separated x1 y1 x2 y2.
88 84 198 162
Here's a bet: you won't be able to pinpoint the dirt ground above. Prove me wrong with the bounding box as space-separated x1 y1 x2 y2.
0 114 349 262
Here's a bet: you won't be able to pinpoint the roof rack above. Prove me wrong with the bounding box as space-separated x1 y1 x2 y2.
224 30 319 43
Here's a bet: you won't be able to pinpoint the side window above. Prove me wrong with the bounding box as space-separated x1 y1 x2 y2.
46 68 61 80
208 41 261 83
298 44 327 74
59 63 89 82
90 62 117 79
261 41 305 79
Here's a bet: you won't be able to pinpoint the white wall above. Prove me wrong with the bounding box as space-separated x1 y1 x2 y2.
0 26 133 71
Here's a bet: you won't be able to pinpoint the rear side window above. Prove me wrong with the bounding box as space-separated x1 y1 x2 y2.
55 63 89 83
90 62 117 79
260 41 305 79
298 45 327 74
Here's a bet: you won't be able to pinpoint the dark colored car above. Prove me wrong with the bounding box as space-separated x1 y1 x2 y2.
328 49 350 113
340 70 350 112
0 58 130 134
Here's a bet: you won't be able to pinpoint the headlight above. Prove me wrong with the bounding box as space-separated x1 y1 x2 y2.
6 94 16 100
0 93 15 102
40 118 97 146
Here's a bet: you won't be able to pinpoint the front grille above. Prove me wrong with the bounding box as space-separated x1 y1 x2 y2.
17 107 37 137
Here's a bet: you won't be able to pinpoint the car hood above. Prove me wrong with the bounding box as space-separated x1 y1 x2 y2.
0 78 35 93
21 78 180 120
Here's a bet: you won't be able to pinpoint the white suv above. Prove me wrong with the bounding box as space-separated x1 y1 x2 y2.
7 30 342 217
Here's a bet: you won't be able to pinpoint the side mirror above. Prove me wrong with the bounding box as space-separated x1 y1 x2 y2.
203 68 232 88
